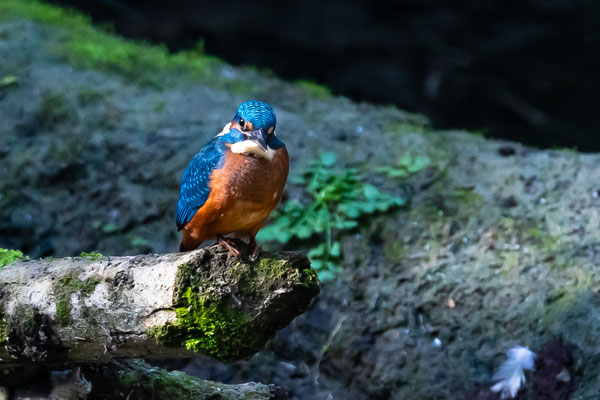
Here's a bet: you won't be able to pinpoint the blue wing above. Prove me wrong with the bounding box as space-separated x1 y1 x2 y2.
176 130 244 230
176 137 225 230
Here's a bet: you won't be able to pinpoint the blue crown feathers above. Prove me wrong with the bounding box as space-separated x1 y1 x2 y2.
236 100 276 130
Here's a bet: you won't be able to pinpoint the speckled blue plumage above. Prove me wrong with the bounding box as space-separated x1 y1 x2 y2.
176 130 243 229
236 100 276 129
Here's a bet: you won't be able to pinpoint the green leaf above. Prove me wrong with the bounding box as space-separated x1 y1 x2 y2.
408 155 430 172
310 259 324 271
0 75 18 89
317 269 336 281
256 154 410 282
102 223 118 233
307 243 327 258
339 203 361 218
330 241 341 257
363 184 381 201
293 224 314 239
130 236 149 247
320 152 337 167
334 219 358 229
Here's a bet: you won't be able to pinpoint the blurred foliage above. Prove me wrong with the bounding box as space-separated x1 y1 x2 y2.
258 153 406 280
0 0 222 85
294 80 332 99
0 75 18 89
376 154 430 179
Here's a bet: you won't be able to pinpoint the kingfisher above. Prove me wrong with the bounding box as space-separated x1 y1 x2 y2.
176 100 289 260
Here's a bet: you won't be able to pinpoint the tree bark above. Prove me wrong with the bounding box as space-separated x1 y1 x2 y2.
0 241 319 367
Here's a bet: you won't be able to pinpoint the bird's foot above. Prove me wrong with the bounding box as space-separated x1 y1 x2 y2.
249 237 261 262
216 235 241 258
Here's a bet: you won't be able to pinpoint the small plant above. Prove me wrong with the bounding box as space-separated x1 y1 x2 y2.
0 75 18 89
376 154 430 179
91 221 118 233
80 251 103 260
0 248 25 268
130 236 150 247
258 153 406 280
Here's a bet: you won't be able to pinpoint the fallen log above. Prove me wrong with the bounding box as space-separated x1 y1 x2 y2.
0 241 319 367
4 360 286 400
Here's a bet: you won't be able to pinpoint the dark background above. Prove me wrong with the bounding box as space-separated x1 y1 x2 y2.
48 0 600 151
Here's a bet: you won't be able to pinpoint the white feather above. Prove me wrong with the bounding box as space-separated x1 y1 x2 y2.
230 140 275 160
216 122 232 136
490 346 536 399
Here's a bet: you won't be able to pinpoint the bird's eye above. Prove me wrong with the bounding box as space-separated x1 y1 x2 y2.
239 118 246 130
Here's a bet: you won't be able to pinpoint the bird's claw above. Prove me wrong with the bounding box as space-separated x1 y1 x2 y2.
217 235 261 261
249 237 260 262
217 235 241 258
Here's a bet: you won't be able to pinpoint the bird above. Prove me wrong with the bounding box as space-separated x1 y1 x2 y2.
176 100 289 260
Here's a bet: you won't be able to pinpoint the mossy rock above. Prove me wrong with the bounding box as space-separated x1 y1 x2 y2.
150 243 319 362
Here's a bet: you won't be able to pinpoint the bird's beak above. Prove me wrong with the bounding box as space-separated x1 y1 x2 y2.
246 128 268 151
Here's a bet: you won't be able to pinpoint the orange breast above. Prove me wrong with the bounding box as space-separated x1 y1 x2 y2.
183 147 289 243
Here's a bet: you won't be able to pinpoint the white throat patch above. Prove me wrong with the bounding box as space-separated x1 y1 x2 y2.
231 140 275 160
216 122 232 136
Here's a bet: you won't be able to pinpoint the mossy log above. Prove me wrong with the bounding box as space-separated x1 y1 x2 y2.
87 360 286 400
0 241 319 367
4 360 284 400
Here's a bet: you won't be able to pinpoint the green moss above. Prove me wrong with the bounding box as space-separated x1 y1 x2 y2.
23 307 37 331
37 92 69 129
256 257 288 281
524 227 560 253
118 360 271 399
382 113 431 136
77 87 106 105
384 240 404 264
150 263 253 359
120 366 199 398
0 313 11 344
238 257 318 294
452 186 484 210
55 300 71 326
384 121 430 135
153 100 166 113
539 268 593 329
0 0 222 85
80 251 103 260
0 248 25 268
178 289 250 355
421 176 484 221
295 80 332 99
54 274 100 326
300 268 320 287
149 287 255 360
150 258 318 361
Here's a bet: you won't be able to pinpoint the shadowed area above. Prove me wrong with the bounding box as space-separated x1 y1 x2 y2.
48 0 600 151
